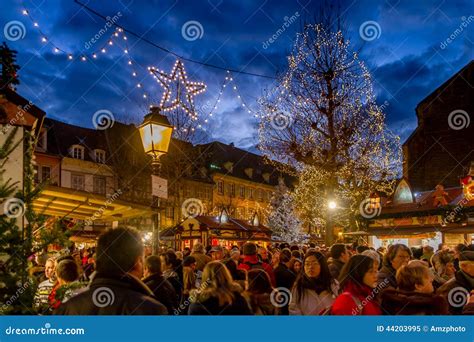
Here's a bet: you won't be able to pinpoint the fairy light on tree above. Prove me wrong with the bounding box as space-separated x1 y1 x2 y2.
267 179 307 244
259 16 401 245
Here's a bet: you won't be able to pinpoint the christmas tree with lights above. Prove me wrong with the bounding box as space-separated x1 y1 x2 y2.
267 180 306 244
0 126 70 314
258 14 401 240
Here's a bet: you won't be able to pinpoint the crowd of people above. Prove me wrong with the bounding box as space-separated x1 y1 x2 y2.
27 226 474 315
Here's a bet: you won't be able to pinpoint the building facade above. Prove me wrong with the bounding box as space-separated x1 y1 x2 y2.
403 60 474 192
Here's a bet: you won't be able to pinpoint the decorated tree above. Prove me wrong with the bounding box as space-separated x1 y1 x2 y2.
0 128 70 314
267 180 307 244
258 17 400 243
0 42 20 91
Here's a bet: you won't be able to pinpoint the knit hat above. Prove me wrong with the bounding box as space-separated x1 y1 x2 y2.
242 242 257 256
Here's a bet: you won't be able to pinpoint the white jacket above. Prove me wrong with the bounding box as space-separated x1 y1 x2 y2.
289 281 339 315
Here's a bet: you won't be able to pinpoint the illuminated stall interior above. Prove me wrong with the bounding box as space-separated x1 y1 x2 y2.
162 209 273 250
366 177 474 249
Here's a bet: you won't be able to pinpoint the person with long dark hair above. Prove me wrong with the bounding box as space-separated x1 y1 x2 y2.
289 251 339 315
188 261 252 315
243 269 277 315
331 255 381 315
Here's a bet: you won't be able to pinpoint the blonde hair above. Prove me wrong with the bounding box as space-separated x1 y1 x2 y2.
194 261 241 306
396 262 430 291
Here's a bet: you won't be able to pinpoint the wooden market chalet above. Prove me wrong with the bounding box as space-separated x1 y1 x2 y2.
365 177 474 245
161 210 274 250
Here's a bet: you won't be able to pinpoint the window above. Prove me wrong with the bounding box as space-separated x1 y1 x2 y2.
217 181 224 195
41 166 51 181
184 185 193 198
93 176 106 195
70 145 84 160
230 183 235 197
258 189 264 201
267 191 273 202
33 165 39 184
166 207 174 219
248 188 254 200
239 185 245 198
205 188 212 200
36 129 47 152
71 174 85 191
94 150 106 163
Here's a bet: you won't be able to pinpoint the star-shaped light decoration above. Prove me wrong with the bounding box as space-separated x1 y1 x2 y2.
149 60 206 119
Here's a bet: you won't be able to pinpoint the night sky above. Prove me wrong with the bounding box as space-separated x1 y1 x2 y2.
1 0 473 151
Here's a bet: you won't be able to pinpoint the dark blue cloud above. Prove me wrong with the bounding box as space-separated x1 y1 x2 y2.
1 0 472 149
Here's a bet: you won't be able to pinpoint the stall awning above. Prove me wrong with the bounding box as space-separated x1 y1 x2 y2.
32 185 153 222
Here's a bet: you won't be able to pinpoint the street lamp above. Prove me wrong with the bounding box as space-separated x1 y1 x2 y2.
328 200 337 210
139 106 173 254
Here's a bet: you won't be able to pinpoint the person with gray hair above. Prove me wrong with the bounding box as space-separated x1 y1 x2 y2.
361 249 381 268
191 242 211 271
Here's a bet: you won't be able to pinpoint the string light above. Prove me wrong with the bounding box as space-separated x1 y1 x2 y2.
18 3 258 131
258 23 401 232
150 59 206 116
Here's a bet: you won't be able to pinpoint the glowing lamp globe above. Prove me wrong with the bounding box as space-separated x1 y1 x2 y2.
328 200 337 210
139 107 173 159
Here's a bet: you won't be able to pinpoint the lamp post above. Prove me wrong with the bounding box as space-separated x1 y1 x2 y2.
138 106 173 254
325 200 337 247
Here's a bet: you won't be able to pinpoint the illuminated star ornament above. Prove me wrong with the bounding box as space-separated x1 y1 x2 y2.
149 60 206 118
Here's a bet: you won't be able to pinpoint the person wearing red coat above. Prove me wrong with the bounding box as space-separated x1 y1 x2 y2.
331 255 382 315
238 243 275 287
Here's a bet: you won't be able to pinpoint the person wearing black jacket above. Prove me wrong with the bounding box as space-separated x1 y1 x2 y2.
54 227 167 315
142 255 178 315
328 244 350 280
274 249 296 315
